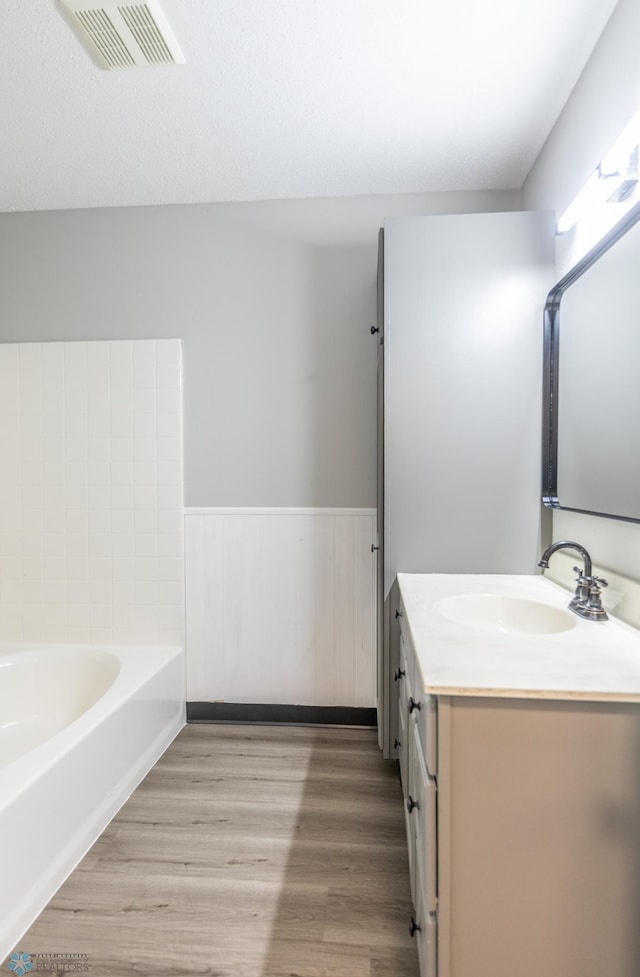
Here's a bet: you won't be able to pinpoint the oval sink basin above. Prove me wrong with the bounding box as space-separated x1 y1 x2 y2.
435 594 576 635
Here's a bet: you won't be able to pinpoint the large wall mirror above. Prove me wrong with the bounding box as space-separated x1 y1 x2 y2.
543 200 640 523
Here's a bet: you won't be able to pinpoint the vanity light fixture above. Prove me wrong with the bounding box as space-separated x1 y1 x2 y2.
557 108 640 235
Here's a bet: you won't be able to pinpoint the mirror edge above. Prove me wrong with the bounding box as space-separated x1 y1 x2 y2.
542 198 640 524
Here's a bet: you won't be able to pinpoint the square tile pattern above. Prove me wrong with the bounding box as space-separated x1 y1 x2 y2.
0 340 184 646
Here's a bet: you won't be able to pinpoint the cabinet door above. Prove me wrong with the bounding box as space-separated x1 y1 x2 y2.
397 633 411 792
410 745 438 977
415 858 438 977
397 692 409 795
411 721 438 916
443 697 640 977
383 211 553 592
376 229 386 748
402 671 418 902
380 211 553 757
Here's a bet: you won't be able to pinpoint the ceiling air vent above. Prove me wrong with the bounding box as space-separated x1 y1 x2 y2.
59 0 185 69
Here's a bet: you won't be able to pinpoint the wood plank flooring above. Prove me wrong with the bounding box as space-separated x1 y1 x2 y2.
11 724 419 976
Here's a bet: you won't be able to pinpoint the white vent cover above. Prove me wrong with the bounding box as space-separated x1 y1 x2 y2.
59 0 185 69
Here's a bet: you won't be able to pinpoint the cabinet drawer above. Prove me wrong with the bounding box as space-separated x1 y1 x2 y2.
404 804 416 907
397 596 410 647
400 645 428 764
397 694 409 795
416 800 437 909
404 695 423 908
407 689 437 780
397 633 413 715
396 599 416 691
417 909 437 976
411 721 438 915
398 604 437 778
407 683 427 765
407 719 425 815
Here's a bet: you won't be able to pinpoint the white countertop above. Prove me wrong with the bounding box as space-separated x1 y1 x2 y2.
397 573 640 702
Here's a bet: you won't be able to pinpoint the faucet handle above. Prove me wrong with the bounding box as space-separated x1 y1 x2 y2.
570 565 590 609
583 575 609 621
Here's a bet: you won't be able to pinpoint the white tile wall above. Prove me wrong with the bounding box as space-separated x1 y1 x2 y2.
0 340 184 647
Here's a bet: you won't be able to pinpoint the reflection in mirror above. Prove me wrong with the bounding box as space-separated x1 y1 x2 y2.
543 200 640 523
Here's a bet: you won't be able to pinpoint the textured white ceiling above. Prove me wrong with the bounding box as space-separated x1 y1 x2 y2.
0 0 619 212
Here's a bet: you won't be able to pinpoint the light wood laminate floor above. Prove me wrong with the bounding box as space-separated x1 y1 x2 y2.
13 724 419 976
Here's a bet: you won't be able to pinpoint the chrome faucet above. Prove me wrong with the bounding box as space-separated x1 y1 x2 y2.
538 540 608 621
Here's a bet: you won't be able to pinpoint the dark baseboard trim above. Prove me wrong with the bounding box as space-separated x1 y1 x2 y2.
186 702 377 728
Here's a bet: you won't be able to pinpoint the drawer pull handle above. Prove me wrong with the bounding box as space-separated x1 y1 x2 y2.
395 609 402 619
394 668 406 682
409 697 421 714
409 916 422 937
406 795 419 813
393 738 401 749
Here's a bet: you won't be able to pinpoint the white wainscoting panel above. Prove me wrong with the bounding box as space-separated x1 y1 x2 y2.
185 508 377 707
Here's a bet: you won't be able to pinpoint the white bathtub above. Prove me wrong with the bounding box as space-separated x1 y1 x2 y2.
0 643 185 963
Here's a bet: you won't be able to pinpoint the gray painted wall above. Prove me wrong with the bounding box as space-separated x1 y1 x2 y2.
523 0 639 226
523 0 640 586
0 190 520 507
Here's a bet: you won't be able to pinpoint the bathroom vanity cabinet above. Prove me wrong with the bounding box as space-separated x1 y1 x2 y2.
396 574 640 977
